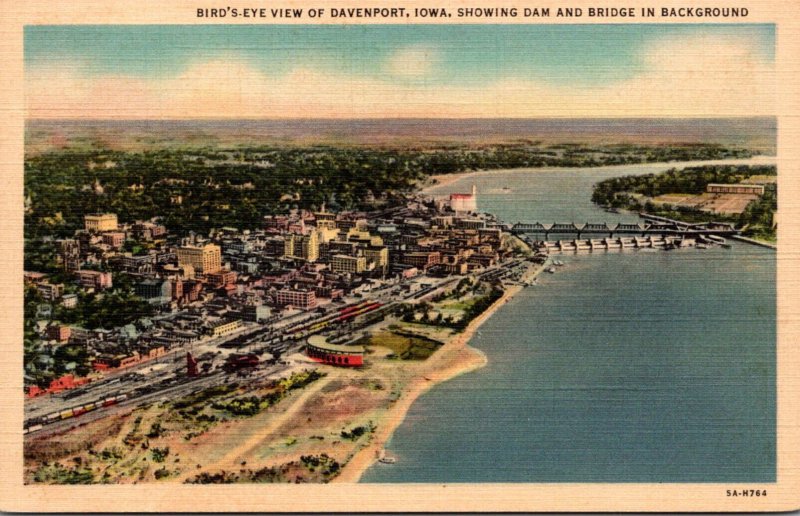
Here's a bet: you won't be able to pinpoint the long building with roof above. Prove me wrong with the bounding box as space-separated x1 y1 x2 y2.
306 335 365 367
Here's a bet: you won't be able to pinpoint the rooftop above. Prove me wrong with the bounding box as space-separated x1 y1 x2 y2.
307 335 365 354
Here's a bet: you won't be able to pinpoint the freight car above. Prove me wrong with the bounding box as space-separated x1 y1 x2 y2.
24 393 128 434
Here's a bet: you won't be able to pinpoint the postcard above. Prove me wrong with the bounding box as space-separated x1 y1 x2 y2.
1 0 799 512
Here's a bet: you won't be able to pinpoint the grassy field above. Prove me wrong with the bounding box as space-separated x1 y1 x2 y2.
357 331 443 360
440 297 479 311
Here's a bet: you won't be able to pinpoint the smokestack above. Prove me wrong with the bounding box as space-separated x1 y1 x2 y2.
187 352 199 377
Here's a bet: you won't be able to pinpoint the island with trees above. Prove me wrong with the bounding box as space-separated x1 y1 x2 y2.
591 164 777 242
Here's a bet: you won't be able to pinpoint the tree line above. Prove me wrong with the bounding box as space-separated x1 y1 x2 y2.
591 164 777 240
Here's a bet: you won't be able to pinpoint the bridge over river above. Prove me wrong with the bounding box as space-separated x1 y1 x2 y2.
511 215 739 238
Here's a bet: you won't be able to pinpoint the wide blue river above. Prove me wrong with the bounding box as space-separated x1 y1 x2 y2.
362 160 776 483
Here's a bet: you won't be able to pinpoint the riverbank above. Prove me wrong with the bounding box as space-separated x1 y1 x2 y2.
421 156 777 196
366 161 777 484
336 262 542 482
731 235 777 250
422 171 477 192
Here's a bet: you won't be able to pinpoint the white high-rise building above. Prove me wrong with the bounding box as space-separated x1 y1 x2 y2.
450 184 478 212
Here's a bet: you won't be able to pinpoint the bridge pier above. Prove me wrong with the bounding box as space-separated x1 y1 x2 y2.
510 221 740 242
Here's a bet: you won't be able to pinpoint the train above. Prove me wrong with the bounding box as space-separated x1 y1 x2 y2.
24 393 128 435
24 301 387 435
289 301 384 335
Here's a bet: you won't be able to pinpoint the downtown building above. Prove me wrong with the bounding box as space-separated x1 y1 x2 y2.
75 269 113 290
275 288 317 310
177 244 222 274
84 213 119 232
283 231 320 262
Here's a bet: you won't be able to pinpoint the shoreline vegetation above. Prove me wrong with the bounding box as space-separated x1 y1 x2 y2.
24 144 760 243
591 164 777 244
24 136 775 483
335 261 542 482
24 260 543 485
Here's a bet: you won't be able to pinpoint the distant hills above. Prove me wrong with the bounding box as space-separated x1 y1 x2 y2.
26 118 776 155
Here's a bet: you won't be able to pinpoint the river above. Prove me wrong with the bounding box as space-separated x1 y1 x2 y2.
361 159 776 483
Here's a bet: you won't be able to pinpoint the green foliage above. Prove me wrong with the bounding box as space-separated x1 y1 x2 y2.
32 462 95 484
211 370 325 417
592 165 777 241
212 395 263 417
740 183 777 240
453 288 504 330
340 426 367 440
300 454 341 476
146 422 164 438
172 383 240 410
24 145 755 242
24 147 427 240
282 369 325 391
150 447 170 463
592 165 776 205
99 446 125 461
397 286 504 331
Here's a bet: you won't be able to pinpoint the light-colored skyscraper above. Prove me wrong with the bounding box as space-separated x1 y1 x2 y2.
84 213 118 232
284 231 320 262
176 244 222 274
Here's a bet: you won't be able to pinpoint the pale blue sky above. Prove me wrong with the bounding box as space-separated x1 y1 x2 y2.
23 24 776 118
25 24 774 86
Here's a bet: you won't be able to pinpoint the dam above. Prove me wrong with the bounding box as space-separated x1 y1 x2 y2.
510 218 739 238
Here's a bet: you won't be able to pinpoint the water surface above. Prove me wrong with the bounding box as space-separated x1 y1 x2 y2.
363 161 776 483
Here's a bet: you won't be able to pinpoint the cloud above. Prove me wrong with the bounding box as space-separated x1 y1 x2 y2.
384 45 440 79
25 34 775 119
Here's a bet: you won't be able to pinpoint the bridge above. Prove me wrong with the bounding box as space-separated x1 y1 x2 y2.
511 217 738 238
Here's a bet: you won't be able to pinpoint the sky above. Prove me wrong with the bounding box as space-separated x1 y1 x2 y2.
24 24 775 119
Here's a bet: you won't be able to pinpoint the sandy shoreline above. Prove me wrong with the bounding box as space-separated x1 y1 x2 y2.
421 172 478 193
420 156 777 195
335 264 540 483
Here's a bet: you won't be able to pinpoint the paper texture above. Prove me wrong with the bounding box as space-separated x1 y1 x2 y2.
2 0 799 512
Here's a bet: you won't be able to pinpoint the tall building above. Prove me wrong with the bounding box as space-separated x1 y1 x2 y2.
204 270 237 288
450 184 478 213
314 209 337 230
102 232 126 248
135 279 172 305
331 254 367 274
58 239 81 272
362 246 389 275
284 232 319 262
177 244 222 274
402 251 442 270
283 235 295 258
36 282 63 301
84 213 118 232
